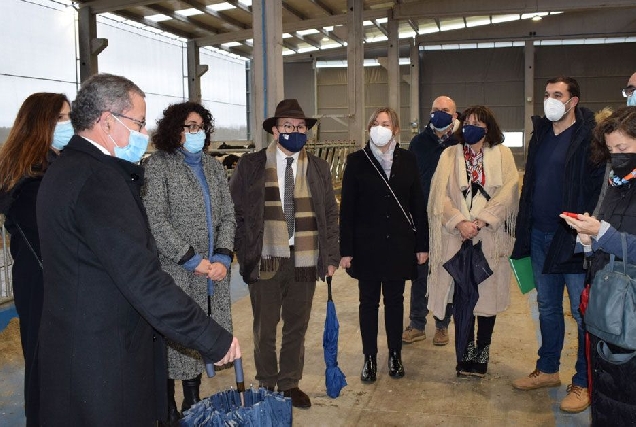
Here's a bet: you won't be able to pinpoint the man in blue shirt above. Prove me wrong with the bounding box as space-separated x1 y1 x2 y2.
511 77 604 413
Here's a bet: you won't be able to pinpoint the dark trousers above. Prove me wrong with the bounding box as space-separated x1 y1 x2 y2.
466 315 497 349
248 253 316 391
359 280 405 355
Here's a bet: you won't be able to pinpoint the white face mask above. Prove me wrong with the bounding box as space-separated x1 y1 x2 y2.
544 97 573 122
369 125 393 147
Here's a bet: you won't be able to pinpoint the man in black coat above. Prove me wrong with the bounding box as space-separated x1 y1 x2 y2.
36 74 240 426
511 76 604 413
403 95 459 347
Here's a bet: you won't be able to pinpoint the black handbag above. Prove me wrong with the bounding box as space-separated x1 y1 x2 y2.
585 233 636 350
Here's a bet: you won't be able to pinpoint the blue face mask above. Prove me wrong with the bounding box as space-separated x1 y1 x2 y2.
278 132 307 153
111 115 149 163
628 94 636 107
462 125 486 145
183 130 206 153
430 110 453 131
52 120 74 150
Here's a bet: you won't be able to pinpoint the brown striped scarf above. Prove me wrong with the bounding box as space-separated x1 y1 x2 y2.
260 142 318 282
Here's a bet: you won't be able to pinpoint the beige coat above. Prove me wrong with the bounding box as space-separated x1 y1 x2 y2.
427 143 519 318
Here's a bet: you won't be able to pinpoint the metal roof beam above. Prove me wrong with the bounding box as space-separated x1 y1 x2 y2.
144 4 219 35
181 0 248 30
114 10 195 39
195 9 388 46
393 0 636 19
308 0 334 15
415 8 636 45
81 0 157 14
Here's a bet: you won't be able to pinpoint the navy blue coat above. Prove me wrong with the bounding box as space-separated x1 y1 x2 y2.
36 136 233 426
511 107 605 274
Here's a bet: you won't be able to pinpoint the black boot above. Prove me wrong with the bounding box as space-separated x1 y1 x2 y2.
181 374 202 412
456 342 477 377
472 345 490 378
388 350 404 378
167 379 181 425
361 354 377 383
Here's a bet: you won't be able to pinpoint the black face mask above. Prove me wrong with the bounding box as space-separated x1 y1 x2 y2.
610 153 636 178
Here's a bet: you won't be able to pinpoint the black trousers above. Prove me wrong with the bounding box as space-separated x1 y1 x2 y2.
466 315 497 349
358 280 405 355
248 253 316 391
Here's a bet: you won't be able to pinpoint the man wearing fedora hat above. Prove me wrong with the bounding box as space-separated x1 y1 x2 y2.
229 99 339 408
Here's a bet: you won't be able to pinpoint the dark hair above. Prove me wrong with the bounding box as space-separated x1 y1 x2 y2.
152 102 215 153
590 106 636 164
455 105 504 147
546 76 581 99
0 93 70 191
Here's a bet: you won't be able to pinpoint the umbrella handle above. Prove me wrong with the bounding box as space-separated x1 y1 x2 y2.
234 357 245 393
327 276 333 301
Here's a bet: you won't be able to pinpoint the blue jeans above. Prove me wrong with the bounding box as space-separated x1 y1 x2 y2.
408 262 452 331
531 228 587 387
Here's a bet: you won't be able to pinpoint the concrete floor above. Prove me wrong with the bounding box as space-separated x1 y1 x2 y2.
1 264 591 426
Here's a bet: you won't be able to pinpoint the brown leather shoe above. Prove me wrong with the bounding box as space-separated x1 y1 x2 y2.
281 387 311 408
433 328 449 346
512 369 561 390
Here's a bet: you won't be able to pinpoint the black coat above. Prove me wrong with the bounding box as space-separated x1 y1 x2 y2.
36 136 233 426
1 175 44 426
511 107 605 273
339 144 427 281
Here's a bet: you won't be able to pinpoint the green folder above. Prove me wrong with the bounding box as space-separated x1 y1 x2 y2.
509 257 535 294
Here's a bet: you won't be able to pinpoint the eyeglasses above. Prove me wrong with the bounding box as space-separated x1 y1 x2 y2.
111 112 146 131
277 122 308 133
182 124 209 134
622 86 635 98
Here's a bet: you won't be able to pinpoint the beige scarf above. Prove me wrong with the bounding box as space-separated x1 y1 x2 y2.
261 142 318 282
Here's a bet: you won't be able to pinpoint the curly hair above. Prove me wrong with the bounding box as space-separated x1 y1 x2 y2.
591 106 636 165
0 92 70 191
71 73 145 132
152 102 215 153
455 105 505 147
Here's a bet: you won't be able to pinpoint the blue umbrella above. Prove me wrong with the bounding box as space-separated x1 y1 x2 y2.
183 358 292 427
323 276 347 398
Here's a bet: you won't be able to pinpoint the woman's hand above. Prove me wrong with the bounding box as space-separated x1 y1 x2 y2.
194 259 212 276
473 219 488 231
208 262 228 281
416 252 429 265
559 212 600 245
456 220 479 240
339 256 353 269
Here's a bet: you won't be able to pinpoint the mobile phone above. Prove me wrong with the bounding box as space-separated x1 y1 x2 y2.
562 212 579 218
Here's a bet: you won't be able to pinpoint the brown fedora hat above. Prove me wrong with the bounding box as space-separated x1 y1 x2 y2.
262 99 318 134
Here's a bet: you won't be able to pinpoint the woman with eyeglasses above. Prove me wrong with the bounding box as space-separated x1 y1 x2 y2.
142 101 236 422
427 105 519 378
0 92 72 426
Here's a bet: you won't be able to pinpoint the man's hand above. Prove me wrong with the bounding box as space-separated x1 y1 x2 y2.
339 256 353 269
327 264 337 277
215 336 241 366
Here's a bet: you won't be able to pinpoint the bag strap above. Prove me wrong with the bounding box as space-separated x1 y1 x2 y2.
13 222 43 269
362 148 416 232
597 340 636 364
621 232 628 275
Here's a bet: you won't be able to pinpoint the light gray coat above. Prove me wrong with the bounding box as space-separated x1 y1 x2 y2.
143 150 236 379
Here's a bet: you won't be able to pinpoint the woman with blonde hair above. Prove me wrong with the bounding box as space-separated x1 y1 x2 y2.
340 107 427 382
0 92 72 426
